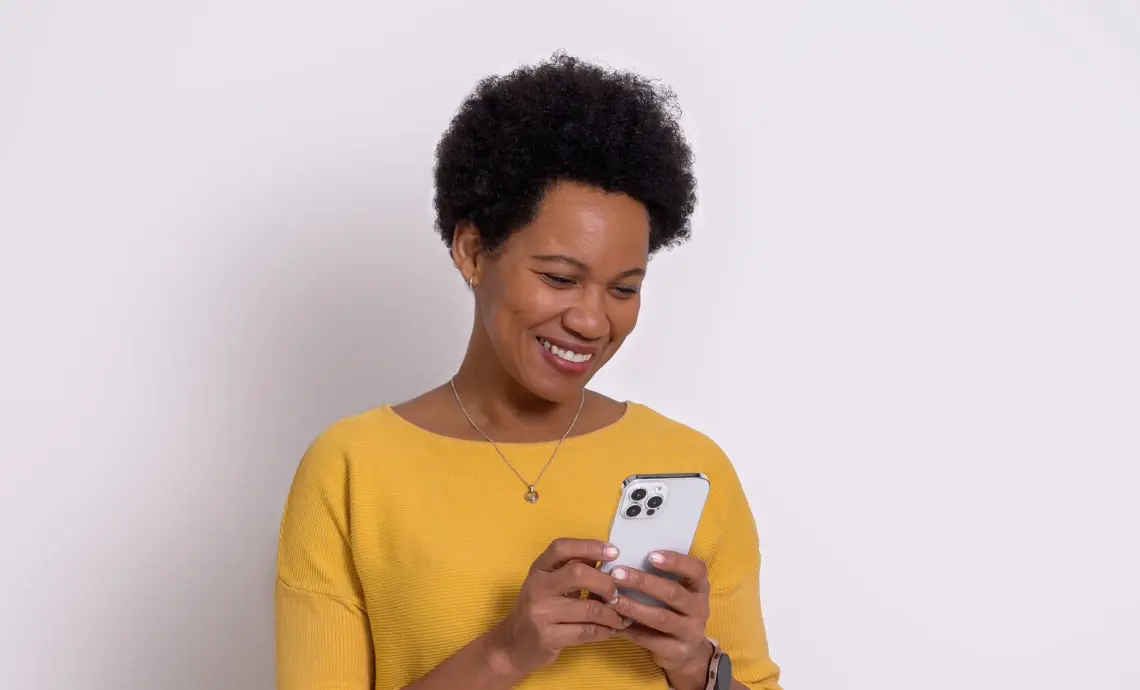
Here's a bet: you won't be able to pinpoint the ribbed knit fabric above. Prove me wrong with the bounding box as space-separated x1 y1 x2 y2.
276 402 782 690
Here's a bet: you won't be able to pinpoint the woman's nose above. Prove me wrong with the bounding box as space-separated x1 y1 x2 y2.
561 290 608 341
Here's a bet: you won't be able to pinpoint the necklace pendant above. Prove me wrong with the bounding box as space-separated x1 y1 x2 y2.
524 486 539 503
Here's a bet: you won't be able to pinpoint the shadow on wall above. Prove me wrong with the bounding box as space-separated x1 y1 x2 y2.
107 171 467 690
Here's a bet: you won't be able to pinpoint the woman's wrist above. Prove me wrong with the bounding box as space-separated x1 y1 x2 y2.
400 624 528 690
478 624 529 685
664 638 715 690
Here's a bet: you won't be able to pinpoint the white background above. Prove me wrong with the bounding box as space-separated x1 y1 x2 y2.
2 2 1138 689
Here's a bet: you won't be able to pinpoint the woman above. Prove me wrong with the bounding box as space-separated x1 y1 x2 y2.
276 54 782 690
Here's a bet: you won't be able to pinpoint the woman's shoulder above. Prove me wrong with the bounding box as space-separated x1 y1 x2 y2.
621 402 743 478
306 404 400 447
624 403 730 455
292 404 422 476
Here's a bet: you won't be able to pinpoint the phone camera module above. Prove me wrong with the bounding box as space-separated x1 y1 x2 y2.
625 504 642 518
647 496 664 509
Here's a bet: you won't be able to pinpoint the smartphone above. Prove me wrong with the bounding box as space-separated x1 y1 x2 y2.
599 473 711 607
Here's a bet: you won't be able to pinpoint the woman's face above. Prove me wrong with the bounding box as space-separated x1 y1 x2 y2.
456 181 650 403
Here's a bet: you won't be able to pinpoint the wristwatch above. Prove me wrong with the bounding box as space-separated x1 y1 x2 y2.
705 639 732 690
669 638 732 690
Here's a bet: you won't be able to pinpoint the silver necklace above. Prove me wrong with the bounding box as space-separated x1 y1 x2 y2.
449 378 585 504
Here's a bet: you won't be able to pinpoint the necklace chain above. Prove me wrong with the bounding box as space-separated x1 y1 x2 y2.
449 378 585 503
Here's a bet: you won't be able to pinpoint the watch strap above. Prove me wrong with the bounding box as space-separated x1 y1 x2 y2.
704 638 725 690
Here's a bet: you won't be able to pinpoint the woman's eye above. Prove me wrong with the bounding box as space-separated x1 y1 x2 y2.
542 273 576 286
612 285 640 298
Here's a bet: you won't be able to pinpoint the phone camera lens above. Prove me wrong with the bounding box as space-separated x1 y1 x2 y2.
630 488 648 501
647 496 663 509
646 508 656 516
625 504 642 518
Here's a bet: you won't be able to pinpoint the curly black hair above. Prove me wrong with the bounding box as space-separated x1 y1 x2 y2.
432 53 697 255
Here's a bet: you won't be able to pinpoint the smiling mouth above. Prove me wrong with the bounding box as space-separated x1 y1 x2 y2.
537 337 595 364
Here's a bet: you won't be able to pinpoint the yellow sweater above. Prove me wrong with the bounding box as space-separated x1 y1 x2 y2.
276 402 782 690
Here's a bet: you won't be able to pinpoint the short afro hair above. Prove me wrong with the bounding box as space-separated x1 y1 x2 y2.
432 53 697 255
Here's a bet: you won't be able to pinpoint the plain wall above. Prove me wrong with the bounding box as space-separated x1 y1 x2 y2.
2 2 1137 689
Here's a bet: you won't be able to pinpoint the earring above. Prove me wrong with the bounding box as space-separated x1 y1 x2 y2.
465 277 475 290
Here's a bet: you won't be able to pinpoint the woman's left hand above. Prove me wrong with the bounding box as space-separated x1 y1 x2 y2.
609 551 715 690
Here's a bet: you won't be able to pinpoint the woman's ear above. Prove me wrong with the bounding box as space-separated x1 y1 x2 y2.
451 222 482 288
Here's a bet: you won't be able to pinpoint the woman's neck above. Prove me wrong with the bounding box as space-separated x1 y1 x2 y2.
451 347 584 442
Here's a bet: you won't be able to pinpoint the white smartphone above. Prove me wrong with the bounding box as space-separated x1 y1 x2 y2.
599 473 711 607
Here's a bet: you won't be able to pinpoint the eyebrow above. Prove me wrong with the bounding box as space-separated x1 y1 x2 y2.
531 254 646 279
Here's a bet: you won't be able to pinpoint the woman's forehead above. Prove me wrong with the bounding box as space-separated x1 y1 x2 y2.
507 182 650 260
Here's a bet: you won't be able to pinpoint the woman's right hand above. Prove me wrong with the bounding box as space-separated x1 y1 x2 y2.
486 537 629 676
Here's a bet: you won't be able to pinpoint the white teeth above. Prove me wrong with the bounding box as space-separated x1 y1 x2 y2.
539 338 593 364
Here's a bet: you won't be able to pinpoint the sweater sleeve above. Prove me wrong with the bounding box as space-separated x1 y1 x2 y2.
275 425 374 690
705 464 782 690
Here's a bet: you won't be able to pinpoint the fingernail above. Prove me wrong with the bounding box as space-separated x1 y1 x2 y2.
603 545 619 560
609 591 620 605
612 567 628 581
649 552 665 565
622 617 633 628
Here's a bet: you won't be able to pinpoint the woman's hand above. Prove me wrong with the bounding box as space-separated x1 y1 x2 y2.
485 538 629 677
609 551 716 690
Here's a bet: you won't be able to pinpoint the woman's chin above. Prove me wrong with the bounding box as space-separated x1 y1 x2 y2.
526 380 582 405
515 367 589 405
